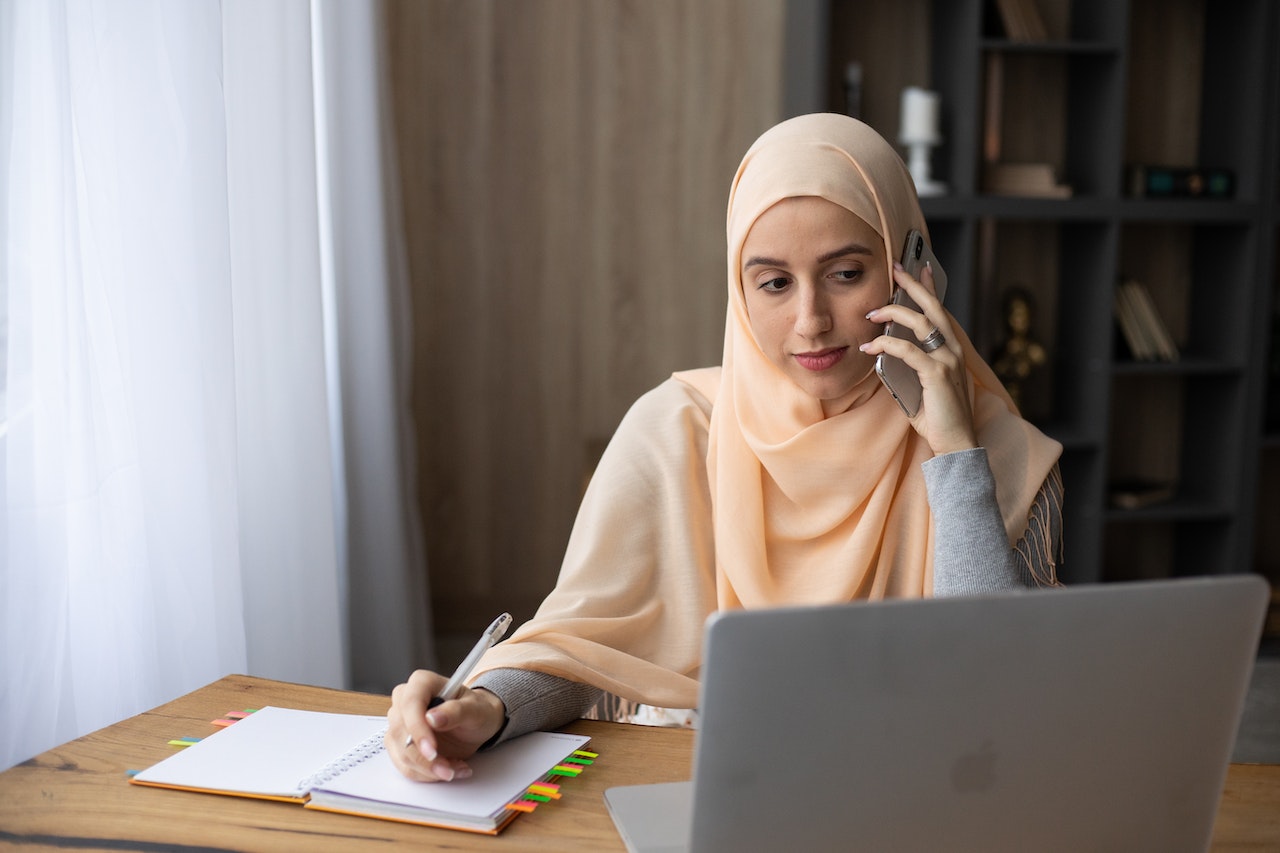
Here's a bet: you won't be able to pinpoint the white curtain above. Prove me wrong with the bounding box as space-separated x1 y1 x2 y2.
0 0 431 770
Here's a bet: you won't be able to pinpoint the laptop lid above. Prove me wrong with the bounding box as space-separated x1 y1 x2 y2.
606 575 1269 853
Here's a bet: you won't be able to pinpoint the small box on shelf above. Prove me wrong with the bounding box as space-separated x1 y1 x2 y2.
982 162 1072 198
1126 165 1235 200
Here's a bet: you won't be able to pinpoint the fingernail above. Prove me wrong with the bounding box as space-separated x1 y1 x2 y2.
419 740 437 761
435 761 454 782
859 343 871 352
426 709 444 728
454 765 473 780
893 261 904 271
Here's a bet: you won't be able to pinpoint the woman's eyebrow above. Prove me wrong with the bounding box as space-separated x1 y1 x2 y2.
742 243 874 270
742 254 785 270
818 243 874 263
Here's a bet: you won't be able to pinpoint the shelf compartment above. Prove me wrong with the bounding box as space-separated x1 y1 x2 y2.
1107 372 1248 514
980 49 1124 200
1103 518 1237 580
977 219 1113 433
1126 0 1274 205
1116 222 1257 366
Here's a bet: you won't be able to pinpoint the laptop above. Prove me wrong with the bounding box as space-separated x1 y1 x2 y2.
604 575 1269 853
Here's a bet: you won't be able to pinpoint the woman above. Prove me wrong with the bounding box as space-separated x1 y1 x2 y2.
387 113 1063 782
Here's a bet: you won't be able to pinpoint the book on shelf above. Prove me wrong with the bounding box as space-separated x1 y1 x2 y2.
130 706 592 835
983 162 1072 198
1126 165 1235 199
1113 278 1179 363
994 0 1048 42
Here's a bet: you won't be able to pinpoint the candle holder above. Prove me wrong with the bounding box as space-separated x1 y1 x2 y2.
899 87 947 197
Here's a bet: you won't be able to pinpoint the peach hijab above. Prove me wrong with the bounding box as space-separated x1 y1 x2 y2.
471 114 1061 708
683 112 1060 608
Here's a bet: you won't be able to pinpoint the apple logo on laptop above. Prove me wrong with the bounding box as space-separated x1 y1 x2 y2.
951 739 998 793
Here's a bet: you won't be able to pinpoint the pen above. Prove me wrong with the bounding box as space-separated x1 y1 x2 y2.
428 612 512 709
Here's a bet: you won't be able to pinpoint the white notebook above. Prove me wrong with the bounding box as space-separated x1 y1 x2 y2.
131 705 590 834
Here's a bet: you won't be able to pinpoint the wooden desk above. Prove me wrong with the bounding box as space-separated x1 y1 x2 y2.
0 675 1277 851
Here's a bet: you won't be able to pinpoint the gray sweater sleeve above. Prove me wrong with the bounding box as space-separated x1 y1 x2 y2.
924 447 1060 596
469 668 602 748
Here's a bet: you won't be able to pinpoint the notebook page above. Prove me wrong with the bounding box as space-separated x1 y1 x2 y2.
311 730 590 819
132 706 387 799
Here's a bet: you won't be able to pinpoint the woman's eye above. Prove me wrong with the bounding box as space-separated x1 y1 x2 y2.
758 276 790 292
832 268 862 283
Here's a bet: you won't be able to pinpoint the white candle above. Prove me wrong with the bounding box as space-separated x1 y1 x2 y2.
899 87 940 144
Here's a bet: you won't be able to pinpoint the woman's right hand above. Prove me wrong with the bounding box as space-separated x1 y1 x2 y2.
385 669 508 782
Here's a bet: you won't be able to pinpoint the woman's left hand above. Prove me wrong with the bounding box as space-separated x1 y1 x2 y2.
861 261 978 455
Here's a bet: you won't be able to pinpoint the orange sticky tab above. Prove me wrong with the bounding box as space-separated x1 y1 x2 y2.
527 786 561 799
210 718 236 728
505 801 538 812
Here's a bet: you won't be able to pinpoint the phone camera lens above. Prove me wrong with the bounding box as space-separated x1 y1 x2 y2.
914 239 922 260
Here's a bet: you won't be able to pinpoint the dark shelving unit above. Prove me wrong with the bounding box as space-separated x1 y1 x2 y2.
826 0 1280 597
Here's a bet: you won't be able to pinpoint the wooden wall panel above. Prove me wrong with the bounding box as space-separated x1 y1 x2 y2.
384 0 786 633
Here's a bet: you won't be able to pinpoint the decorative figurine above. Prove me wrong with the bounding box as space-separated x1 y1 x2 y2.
991 286 1047 412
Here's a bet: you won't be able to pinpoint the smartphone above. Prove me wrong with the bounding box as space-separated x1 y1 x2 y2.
874 230 948 418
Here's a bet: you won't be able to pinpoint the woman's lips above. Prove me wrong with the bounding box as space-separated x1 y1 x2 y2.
793 347 847 372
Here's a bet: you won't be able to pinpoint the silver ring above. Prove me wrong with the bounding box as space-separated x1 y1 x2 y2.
921 328 946 353
404 736 415 750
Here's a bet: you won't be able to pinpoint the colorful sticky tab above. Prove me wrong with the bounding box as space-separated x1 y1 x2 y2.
211 709 258 727
527 783 561 798
125 769 141 777
167 737 201 748
507 753 597 816
549 764 582 777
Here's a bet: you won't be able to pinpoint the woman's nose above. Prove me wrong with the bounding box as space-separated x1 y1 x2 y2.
794 286 832 337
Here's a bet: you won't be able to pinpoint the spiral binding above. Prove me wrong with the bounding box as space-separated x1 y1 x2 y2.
294 727 388 795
